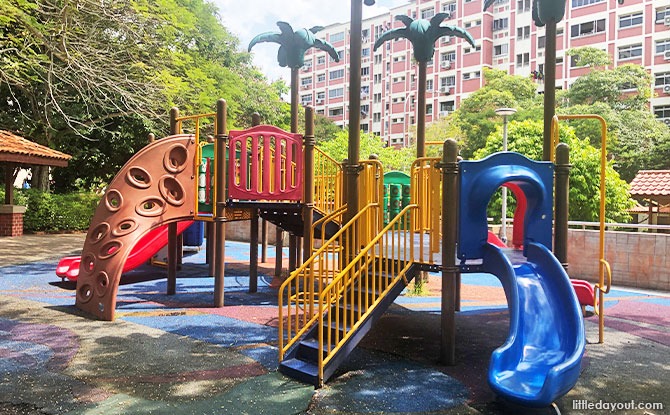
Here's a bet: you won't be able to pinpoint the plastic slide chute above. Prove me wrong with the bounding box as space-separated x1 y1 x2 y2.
481 242 585 407
56 221 193 281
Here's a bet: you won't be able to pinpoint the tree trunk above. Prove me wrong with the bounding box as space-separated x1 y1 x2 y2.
31 165 50 191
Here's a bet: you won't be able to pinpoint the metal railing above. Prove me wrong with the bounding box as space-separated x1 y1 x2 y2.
410 157 442 258
316 204 420 384
314 148 343 216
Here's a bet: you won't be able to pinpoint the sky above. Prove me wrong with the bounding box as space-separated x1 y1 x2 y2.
212 0 408 82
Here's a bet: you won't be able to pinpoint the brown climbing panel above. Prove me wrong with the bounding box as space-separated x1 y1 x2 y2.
75 135 197 320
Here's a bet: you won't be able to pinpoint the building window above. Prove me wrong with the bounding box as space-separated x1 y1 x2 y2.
393 55 406 62
329 69 345 80
393 75 406 83
330 31 345 43
442 2 456 14
493 18 509 31
656 39 670 55
317 73 326 83
329 88 344 99
572 0 605 7
301 77 312 87
494 44 509 56
361 86 370 98
655 72 670 86
301 94 312 104
657 7 670 23
316 92 325 100
653 105 670 119
426 79 434 91
374 54 383 64
517 26 530 40
317 56 326 65
440 101 455 112
373 112 381 122
441 51 456 62
421 7 435 19
374 74 382 84
329 107 344 117
517 0 530 13
362 47 371 57
619 12 643 28
392 117 404 124
516 53 530 67
463 45 482 54
571 19 606 38
538 36 546 49
361 67 370 77
618 44 643 60
426 103 433 114
441 75 456 87
373 93 382 103
464 19 481 29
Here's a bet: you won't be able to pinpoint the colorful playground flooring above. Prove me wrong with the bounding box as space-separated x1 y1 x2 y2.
0 236 668 414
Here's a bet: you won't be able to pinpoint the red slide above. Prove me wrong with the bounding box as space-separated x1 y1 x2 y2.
56 221 193 281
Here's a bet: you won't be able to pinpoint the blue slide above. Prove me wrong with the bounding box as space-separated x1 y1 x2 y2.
480 241 585 407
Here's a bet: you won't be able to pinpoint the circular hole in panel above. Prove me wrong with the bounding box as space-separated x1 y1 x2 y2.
98 302 105 312
164 144 189 173
127 167 152 189
135 197 166 217
105 190 123 212
82 254 96 273
112 219 138 237
89 223 110 244
95 271 109 297
78 284 93 303
159 176 185 206
99 241 123 260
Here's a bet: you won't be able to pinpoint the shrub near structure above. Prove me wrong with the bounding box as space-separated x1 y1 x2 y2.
0 189 100 233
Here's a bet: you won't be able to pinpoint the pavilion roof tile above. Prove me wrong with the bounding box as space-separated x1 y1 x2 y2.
629 170 670 198
0 130 71 166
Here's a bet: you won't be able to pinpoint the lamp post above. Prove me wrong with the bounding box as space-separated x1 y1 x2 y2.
495 107 516 244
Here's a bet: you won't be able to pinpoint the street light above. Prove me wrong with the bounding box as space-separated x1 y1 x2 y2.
494 107 516 244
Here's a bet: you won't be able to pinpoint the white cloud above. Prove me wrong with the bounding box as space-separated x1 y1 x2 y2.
212 0 407 81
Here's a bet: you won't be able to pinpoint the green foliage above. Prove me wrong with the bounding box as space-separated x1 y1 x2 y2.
317 130 415 172
453 68 541 158
3 189 101 232
474 119 635 222
565 48 652 111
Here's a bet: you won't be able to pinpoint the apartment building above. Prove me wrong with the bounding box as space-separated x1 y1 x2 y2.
298 0 670 147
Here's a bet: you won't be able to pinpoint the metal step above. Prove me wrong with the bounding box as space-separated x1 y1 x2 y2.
278 357 319 386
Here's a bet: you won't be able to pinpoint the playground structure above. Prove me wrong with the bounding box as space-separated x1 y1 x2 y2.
57 96 614 407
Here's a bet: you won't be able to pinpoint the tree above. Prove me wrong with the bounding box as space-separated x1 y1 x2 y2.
318 130 415 173
453 68 540 158
565 48 652 111
0 0 290 191
373 13 474 157
474 119 635 223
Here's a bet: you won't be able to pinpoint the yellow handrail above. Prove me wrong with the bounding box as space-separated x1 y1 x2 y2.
278 203 379 360
410 157 442 257
317 204 420 385
551 114 609 343
314 148 343 215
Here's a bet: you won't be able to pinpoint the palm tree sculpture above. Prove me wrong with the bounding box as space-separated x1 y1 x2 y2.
483 0 625 160
249 22 339 132
374 14 474 157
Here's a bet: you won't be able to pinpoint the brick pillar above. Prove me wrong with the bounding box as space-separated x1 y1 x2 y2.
0 205 27 237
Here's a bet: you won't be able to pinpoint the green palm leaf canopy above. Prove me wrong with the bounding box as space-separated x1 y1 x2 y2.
483 0 624 27
248 22 339 68
373 14 475 62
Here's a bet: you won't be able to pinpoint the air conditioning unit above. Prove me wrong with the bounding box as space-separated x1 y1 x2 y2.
439 111 449 117
441 36 451 44
316 98 323 104
301 84 310 89
441 61 452 69
664 85 670 94
665 50 670 61
665 15 670 26
664 118 670 126
440 86 452 95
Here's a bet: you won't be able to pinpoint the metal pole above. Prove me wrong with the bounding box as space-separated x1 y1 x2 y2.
416 61 427 158
440 139 459 365
167 107 179 295
303 107 316 261
249 112 261 293
214 99 228 307
543 21 557 161
346 0 363 224
554 143 571 271
500 115 508 244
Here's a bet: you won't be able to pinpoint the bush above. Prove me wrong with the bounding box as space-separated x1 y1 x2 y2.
0 188 100 232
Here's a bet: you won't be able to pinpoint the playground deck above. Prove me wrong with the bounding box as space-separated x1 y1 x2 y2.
0 234 668 414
